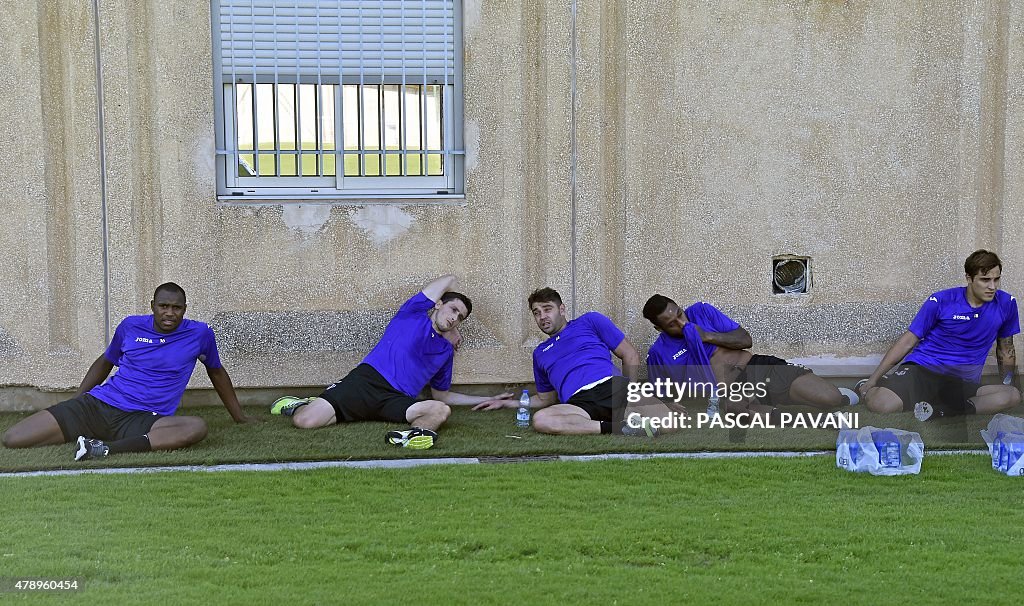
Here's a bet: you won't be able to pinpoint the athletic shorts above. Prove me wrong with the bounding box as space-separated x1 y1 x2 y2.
319 363 421 424
565 377 628 423
878 362 981 416
737 354 812 407
47 393 164 442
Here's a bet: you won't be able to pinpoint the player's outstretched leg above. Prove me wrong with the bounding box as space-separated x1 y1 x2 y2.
72 415 208 461
861 385 905 414
146 416 208 451
970 385 1022 414
286 398 337 429
788 373 858 409
532 404 601 435
1 410 66 449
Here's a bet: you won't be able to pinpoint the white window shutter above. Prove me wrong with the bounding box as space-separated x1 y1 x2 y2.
215 0 456 84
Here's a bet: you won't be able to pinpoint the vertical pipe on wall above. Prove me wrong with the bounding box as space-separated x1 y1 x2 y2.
569 0 578 317
91 0 111 342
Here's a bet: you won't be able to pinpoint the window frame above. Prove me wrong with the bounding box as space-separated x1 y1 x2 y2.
211 1 465 201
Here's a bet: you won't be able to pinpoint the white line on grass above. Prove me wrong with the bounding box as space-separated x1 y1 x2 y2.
0 458 481 478
0 449 990 478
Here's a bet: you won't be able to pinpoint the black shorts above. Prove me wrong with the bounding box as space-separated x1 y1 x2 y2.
878 363 981 416
47 393 164 442
566 377 628 423
319 364 421 424
738 354 812 407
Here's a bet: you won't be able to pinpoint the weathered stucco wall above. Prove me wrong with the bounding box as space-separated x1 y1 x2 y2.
0 0 1019 407
578 0 1020 354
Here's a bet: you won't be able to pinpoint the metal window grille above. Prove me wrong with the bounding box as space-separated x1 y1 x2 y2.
212 0 463 198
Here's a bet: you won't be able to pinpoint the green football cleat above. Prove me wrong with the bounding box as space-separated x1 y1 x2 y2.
385 427 438 449
270 396 312 416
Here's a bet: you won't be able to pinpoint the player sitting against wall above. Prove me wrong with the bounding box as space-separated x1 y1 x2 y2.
643 294 857 415
269 274 514 450
857 250 1020 420
476 287 685 437
1 283 256 461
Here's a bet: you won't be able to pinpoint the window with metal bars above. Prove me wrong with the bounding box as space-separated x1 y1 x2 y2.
212 0 463 199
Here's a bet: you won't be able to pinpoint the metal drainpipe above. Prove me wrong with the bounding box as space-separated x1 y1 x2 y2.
569 0 578 317
91 0 111 342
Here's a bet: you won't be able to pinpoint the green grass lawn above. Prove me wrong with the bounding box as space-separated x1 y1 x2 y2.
0 405 1000 472
0 456 1019 604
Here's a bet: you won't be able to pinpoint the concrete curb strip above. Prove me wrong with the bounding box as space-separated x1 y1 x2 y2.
0 449 989 478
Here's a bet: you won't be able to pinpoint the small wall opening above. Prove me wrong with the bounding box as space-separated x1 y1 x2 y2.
773 256 810 294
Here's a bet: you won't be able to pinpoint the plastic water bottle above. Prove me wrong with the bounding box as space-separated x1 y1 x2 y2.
516 390 531 428
837 429 862 467
992 432 1006 470
706 394 720 417
873 430 901 468
1005 434 1024 472
846 431 862 465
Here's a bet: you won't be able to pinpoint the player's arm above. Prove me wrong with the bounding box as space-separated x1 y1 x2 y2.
857 331 920 396
612 337 642 382
433 387 515 408
421 274 458 302
694 324 753 350
474 389 556 411
996 336 1017 384
206 365 259 424
684 303 752 350
76 354 114 395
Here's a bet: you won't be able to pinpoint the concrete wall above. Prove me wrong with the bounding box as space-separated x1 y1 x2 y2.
0 0 1019 407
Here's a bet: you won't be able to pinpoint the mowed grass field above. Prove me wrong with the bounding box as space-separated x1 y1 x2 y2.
1 455 1021 604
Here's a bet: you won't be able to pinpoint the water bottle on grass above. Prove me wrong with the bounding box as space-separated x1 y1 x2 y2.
706 394 720 418
872 430 902 468
516 390 531 428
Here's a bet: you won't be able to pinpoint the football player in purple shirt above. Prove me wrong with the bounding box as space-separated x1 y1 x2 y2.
1 283 256 461
270 275 513 449
643 295 857 415
858 250 1020 420
476 287 684 436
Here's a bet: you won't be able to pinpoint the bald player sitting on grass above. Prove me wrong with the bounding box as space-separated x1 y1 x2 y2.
1 282 256 461
643 294 858 414
270 274 514 450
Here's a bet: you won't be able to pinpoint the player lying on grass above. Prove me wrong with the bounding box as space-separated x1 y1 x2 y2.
857 249 1021 420
476 287 684 436
1 283 256 461
270 274 514 449
642 294 858 416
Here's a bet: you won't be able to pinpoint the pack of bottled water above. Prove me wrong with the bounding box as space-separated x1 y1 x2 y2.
836 426 924 476
980 414 1024 476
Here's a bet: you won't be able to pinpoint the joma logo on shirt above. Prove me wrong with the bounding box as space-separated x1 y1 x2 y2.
951 314 971 321
542 343 555 352
135 337 154 343
672 349 687 360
